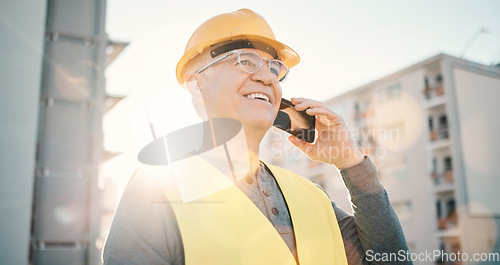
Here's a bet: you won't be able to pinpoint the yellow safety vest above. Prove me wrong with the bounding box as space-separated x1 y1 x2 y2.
156 156 348 265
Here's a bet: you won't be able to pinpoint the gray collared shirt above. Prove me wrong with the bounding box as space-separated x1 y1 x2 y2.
104 157 412 265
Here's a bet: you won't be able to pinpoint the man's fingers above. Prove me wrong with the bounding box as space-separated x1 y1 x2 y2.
305 107 339 116
288 135 314 155
305 108 344 126
290 97 304 105
291 97 323 111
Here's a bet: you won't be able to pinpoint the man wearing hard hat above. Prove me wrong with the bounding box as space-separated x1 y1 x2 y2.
104 9 411 265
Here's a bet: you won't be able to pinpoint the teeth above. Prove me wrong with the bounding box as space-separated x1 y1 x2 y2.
246 93 269 102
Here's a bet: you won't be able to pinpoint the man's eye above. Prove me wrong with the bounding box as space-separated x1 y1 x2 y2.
240 60 254 67
270 68 279 77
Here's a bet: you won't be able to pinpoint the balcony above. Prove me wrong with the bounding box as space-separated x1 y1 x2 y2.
423 85 448 109
436 210 459 237
444 171 453 182
423 85 445 100
429 127 449 141
353 109 375 126
430 131 439 141
438 210 458 230
431 171 454 193
428 128 450 150
432 171 454 184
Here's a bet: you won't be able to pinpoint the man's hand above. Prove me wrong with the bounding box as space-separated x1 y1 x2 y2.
287 97 364 169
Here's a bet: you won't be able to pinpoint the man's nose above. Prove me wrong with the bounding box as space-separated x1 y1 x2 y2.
250 64 275 86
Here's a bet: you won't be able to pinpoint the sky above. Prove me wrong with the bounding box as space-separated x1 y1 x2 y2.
102 0 500 180
105 0 500 100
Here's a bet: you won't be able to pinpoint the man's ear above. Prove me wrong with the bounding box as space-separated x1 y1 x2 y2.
185 74 201 94
185 75 208 120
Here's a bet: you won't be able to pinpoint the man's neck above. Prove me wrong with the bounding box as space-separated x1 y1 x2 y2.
204 116 269 180
244 126 267 178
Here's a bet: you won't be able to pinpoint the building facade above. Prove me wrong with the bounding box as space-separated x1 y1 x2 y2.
0 1 129 264
261 54 500 265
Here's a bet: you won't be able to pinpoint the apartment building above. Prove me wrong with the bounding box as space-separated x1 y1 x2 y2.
261 54 500 264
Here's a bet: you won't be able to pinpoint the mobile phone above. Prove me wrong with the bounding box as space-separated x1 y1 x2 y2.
273 98 316 143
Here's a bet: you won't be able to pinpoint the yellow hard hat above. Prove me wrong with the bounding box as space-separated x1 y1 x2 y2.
176 8 300 86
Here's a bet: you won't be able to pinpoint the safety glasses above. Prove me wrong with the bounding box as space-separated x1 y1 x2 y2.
197 49 289 82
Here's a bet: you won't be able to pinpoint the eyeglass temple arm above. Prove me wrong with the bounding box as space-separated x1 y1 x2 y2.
196 51 234 74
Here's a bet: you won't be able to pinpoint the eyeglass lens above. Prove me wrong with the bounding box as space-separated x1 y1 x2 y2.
238 52 287 82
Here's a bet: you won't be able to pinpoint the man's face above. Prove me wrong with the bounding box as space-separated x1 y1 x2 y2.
197 49 283 132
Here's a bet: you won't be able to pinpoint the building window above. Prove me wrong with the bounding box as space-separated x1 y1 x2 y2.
436 74 443 85
423 77 431 99
439 115 447 127
438 115 448 139
446 199 456 215
387 83 402 100
436 200 442 219
354 102 360 121
444 157 452 171
378 83 402 103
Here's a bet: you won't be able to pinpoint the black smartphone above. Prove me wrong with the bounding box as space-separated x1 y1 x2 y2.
273 98 316 143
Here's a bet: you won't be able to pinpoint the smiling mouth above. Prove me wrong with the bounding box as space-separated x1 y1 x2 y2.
245 93 270 103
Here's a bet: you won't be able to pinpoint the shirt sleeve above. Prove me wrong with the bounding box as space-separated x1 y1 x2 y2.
334 156 413 265
103 172 184 265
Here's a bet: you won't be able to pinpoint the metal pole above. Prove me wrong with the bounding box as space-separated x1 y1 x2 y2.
459 27 489 58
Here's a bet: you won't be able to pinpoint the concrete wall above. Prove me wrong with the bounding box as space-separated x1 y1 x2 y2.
0 0 47 264
444 59 500 264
